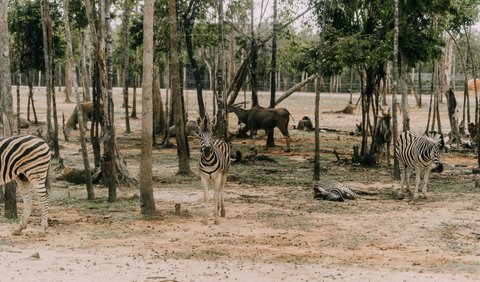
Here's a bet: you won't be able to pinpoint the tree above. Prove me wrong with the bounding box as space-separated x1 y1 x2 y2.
1 0 18 219
122 0 132 133
267 0 278 148
41 0 60 157
169 0 192 175
140 0 156 215
392 0 400 179
216 0 227 139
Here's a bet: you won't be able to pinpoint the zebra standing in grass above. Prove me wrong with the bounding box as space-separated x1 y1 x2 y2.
395 131 444 199
1 135 51 235
197 114 233 225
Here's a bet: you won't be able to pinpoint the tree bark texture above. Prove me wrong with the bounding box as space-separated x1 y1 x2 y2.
0 0 18 219
140 0 156 215
169 0 191 175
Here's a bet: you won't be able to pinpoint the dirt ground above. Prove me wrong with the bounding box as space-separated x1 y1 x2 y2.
0 86 479 281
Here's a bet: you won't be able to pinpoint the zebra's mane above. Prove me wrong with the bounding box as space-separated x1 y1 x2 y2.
424 131 444 149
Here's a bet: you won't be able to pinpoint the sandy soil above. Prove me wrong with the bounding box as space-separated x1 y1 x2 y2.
0 87 479 281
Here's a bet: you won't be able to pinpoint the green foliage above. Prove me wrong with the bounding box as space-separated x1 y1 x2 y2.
8 0 66 72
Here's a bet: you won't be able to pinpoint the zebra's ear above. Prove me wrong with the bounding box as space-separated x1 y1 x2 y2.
211 116 217 127
196 116 202 126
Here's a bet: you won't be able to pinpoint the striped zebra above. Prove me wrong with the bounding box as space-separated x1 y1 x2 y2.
1 135 51 235
197 114 233 225
395 131 444 199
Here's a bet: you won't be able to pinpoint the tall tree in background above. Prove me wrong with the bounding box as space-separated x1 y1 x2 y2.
169 0 192 175
182 0 206 118
41 0 60 157
216 0 227 138
122 0 132 133
392 0 400 179
0 0 18 219
267 0 278 148
140 0 156 215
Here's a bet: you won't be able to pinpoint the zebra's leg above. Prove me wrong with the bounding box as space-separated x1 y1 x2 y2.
219 173 227 218
413 167 422 200
404 168 413 196
398 166 405 198
421 168 431 199
213 174 223 225
200 175 210 225
12 179 32 236
31 179 49 233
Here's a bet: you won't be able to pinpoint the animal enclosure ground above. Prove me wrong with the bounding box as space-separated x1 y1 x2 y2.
0 87 479 281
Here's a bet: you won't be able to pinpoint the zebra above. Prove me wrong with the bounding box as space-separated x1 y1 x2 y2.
395 131 444 200
196 114 233 225
0 135 51 235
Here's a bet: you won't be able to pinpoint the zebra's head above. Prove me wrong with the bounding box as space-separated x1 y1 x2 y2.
426 132 444 173
197 114 216 156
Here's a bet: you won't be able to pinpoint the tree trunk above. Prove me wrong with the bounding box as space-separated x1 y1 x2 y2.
41 0 54 149
400 55 410 131
64 0 94 199
267 0 277 148
123 0 131 133
0 0 18 219
169 0 192 175
103 0 118 202
80 31 91 101
153 69 165 136
64 53 73 103
392 0 400 179
131 48 138 118
216 0 227 139
140 0 156 215
184 13 205 117
248 0 259 107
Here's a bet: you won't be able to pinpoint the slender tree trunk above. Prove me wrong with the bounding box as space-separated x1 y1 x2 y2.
64 54 73 103
41 0 54 147
65 0 94 199
123 0 131 133
216 0 227 139
80 31 91 101
267 0 277 148
140 0 156 215
169 0 191 175
153 69 165 135
392 0 400 179
131 48 138 118
400 55 410 131
103 0 118 202
249 0 259 107
184 14 205 117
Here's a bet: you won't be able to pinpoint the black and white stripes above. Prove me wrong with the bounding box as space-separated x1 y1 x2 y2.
0 135 51 235
395 131 444 199
197 115 232 225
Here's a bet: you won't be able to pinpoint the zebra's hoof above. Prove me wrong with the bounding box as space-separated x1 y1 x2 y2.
420 194 427 199
220 210 226 217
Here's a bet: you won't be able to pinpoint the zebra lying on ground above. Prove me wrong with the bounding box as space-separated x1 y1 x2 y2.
395 131 444 200
314 179 357 202
197 114 233 225
0 135 51 235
